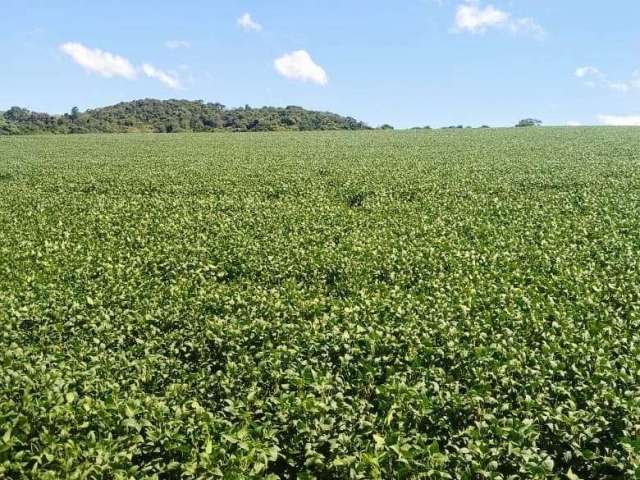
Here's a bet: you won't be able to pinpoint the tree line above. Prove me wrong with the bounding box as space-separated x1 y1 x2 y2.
0 99 371 134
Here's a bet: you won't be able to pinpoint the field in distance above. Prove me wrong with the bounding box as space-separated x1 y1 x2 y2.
1 128 639 479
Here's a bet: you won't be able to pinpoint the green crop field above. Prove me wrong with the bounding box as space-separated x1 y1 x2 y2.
1 128 640 479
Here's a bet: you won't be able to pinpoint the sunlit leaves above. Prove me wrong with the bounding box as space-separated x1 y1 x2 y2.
1 128 640 478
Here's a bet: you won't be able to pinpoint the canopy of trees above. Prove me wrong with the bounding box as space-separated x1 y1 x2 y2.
0 99 371 135
516 118 542 128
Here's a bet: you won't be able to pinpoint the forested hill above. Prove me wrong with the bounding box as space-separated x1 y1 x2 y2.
0 99 371 134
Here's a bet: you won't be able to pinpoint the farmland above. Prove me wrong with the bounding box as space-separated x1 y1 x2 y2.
1 128 640 478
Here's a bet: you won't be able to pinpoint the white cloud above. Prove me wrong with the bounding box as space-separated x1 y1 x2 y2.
455 3 508 33
454 1 545 38
274 50 328 86
566 121 582 127
509 17 545 38
575 66 601 79
597 114 640 126
59 42 136 79
142 64 181 89
575 66 639 93
165 40 191 49
60 42 182 89
608 82 630 93
237 13 262 32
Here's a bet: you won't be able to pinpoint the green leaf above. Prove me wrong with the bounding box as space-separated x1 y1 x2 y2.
567 468 582 480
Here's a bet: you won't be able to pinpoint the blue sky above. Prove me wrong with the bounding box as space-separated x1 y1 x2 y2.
2 0 640 128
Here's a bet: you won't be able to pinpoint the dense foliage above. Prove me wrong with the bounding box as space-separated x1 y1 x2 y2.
1 128 639 479
0 99 370 134
516 119 543 128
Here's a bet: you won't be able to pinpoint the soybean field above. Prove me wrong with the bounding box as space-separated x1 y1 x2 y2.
1 128 640 479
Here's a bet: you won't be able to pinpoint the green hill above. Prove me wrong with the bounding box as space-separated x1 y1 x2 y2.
0 99 371 134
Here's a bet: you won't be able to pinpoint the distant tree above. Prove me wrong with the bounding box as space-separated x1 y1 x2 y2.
70 106 80 120
4 106 31 122
206 102 225 112
0 114 18 134
379 124 394 130
516 118 542 128
480 125 490 128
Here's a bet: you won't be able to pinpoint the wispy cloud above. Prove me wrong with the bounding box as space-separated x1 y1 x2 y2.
566 121 582 127
59 42 136 79
575 66 640 93
453 1 545 38
597 114 640 126
575 66 601 79
509 17 546 39
60 42 181 89
608 83 630 93
142 64 181 89
237 13 262 32
165 40 191 50
274 50 328 86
